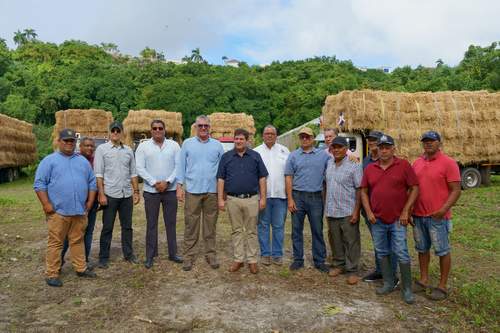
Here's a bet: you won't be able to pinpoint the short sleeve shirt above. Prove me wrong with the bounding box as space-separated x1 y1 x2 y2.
361 157 418 224
412 151 461 219
285 148 330 192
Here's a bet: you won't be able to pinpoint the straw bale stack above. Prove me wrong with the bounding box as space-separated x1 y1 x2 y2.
52 109 113 148
190 113 256 143
122 110 183 146
322 90 500 164
0 113 37 168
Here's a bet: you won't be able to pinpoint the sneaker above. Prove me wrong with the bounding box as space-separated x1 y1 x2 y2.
182 262 193 271
76 268 97 278
315 263 330 273
362 271 382 282
125 255 139 264
261 256 271 266
86 261 95 271
168 255 183 264
97 260 109 269
46 277 63 287
272 257 283 266
289 261 304 271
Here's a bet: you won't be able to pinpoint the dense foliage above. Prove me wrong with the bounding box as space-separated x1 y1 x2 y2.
0 32 498 139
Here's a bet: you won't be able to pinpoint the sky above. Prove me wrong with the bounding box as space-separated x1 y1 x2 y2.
1 0 499 68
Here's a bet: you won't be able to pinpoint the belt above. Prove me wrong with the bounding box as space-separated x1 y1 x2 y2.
227 192 257 199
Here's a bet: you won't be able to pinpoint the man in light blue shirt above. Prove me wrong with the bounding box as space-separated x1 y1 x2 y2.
34 128 97 287
176 115 224 271
136 119 181 269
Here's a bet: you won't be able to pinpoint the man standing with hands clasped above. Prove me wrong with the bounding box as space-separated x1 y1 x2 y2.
217 128 268 274
136 120 182 269
361 134 419 304
95 121 140 268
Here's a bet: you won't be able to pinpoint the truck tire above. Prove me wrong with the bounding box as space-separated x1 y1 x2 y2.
461 167 481 189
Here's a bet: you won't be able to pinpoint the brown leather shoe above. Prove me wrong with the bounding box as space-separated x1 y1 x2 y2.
228 261 244 272
329 267 343 277
249 263 258 274
347 275 360 285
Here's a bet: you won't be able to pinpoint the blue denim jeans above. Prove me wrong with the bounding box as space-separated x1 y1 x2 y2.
62 200 98 262
413 216 451 256
365 218 398 274
258 198 287 258
372 219 411 264
291 191 326 266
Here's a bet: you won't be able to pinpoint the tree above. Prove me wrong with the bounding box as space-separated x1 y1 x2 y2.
13 30 27 46
23 28 38 41
189 48 205 63
100 42 119 55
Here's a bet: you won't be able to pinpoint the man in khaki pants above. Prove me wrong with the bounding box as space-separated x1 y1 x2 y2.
34 129 97 287
217 128 268 274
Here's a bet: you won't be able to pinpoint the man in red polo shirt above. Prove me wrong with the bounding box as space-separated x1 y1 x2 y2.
412 131 461 301
361 134 419 304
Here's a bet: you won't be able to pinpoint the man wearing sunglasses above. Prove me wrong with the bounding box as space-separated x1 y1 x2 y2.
136 119 182 269
94 121 140 268
34 129 97 287
176 115 224 271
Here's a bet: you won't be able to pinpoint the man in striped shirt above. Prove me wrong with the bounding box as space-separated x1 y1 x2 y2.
325 136 363 285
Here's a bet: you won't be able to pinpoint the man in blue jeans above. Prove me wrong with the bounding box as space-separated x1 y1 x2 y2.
255 125 290 266
61 137 98 269
361 135 419 304
285 127 330 273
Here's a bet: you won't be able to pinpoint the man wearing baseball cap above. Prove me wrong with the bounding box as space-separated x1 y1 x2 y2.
412 131 461 301
360 134 419 304
34 129 97 287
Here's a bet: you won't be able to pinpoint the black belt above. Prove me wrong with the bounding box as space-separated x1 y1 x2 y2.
227 192 257 199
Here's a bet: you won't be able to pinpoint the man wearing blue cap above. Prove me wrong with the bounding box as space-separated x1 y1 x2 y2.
412 131 461 301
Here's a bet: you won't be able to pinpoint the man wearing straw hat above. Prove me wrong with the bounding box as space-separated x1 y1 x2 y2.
34 129 97 287
136 119 183 269
176 115 224 271
95 121 140 268
412 131 461 301
360 134 419 304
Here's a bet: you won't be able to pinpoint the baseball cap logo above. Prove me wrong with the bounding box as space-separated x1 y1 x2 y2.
381 135 387 141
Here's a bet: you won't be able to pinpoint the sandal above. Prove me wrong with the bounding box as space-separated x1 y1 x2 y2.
427 287 448 301
413 280 430 293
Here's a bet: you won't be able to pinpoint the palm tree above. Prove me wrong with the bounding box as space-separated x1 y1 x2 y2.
190 48 205 63
13 30 27 46
23 28 37 41
101 42 119 55
435 58 444 67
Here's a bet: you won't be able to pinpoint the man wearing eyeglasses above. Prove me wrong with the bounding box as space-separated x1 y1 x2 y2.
176 115 224 271
135 119 182 269
34 129 97 287
94 121 140 268
285 127 331 273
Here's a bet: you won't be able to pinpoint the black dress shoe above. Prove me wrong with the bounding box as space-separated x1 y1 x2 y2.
97 260 109 269
144 258 154 269
168 255 183 264
76 268 97 278
46 277 63 287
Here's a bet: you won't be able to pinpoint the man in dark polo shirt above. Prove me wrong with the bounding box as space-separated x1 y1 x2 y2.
361 134 419 304
217 128 268 274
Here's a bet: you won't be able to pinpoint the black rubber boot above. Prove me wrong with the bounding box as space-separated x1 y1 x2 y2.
399 262 415 304
376 256 396 295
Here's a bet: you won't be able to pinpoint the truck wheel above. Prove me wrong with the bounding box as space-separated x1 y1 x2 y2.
461 167 481 189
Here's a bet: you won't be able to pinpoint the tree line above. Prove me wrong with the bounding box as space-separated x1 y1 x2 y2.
0 30 498 143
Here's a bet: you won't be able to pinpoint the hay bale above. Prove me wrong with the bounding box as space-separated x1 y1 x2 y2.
122 110 183 146
52 109 113 149
0 114 37 168
322 90 500 164
189 113 256 142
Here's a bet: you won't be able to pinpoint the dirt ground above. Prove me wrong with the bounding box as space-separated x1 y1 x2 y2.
0 180 474 332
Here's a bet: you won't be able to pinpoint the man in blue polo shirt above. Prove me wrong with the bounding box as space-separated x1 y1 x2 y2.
34 129 97 287
217 128 268 274
285 127 330 273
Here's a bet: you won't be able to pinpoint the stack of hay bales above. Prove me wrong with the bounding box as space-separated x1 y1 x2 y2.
122 110 183 147
0 113 37 167
322 90 500 164
190 113 256 143
52 109 113 149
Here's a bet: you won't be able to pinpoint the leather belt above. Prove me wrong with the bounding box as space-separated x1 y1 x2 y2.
227 192 257 199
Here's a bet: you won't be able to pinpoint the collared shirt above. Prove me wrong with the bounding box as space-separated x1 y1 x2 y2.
412 150 461 219
135 138 180 193
34 152 97 216
217 148 268 195
94 141 137 198
254 143 290 199
362 153 378 170
325 156 363 218
361 156 418 224
176 136 224 194
285 147 331 192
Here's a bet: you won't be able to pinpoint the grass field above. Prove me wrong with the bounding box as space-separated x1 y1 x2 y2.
0 176 499 332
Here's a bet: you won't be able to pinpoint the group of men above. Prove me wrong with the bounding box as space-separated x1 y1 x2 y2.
34 117 461 305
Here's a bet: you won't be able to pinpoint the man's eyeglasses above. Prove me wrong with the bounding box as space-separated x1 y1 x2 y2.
111 129 121 134
197 124 209 128
152 127 164 131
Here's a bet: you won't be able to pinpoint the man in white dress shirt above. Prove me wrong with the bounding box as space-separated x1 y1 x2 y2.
254 125 290 265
